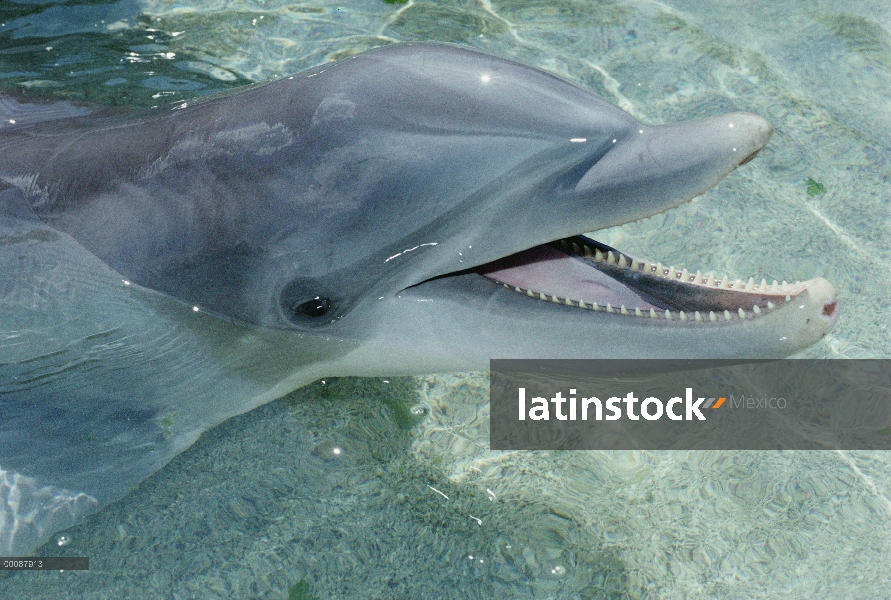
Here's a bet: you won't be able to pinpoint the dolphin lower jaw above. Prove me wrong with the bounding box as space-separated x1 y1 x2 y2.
471 233 838 332
369 255 836 367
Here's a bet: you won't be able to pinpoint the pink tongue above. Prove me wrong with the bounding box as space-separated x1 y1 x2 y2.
478 245 661 310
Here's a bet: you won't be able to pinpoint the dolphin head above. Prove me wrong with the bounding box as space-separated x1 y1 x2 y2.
0 43 836 367
229 44 835 367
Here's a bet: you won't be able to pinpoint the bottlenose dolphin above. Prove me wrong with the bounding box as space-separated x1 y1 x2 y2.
0 42 837 555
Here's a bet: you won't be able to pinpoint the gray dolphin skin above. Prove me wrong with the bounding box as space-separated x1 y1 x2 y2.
0 42 837 555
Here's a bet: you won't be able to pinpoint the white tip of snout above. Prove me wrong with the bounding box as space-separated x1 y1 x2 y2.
723 112 773 165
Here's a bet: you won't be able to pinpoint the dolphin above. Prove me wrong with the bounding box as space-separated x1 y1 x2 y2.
0 42 837 555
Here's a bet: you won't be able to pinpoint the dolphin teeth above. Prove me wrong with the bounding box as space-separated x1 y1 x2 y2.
527 290 536 297
606 303 615 313
594 249 604 262
656 262 664 276
681 268 689 282
592 302 600 311
650 308 657 318
565 297 574 306
746 277 755 290
694 311 702 321
635 307 643 317
694 271 703 285
718 275 729 289
785 294 792 302
767 301 775 310
579 300 587 309
539 292 547 301
514 286 522 292
753 304 762 315
738 307 746 319
620 305 629 315
709 311 717 322
771 280 779 292
724 309 732 320
679 311 687 321
664 309 673 320
606 251 617 265
618 255 628 268
572 242 580 254
582 245 593 257
503 283 509 288
551 295 561 304
630 258 639 270
706 273 716 286
732 279 742 289
760 278 767 291
667 266 677 279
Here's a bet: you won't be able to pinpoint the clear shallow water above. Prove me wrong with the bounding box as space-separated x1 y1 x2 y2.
0 0 889 597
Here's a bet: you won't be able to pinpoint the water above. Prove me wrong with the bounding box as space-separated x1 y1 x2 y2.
0 0 889 597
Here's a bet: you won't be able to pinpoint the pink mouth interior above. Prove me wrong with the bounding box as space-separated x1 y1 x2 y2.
477 245 661 310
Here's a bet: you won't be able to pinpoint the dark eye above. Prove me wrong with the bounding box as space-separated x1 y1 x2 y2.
292 296 331 319
281 280 341 326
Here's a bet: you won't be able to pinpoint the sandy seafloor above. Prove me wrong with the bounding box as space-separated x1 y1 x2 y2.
0 0 890 597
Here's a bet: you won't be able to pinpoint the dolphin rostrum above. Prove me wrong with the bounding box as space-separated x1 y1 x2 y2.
0 42 837 555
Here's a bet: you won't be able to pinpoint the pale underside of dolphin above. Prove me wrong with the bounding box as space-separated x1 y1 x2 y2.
0 42 837 556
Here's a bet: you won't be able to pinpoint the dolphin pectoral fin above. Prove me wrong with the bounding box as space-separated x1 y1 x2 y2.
0 208 335 555
0 208 195 554
0 469 99 556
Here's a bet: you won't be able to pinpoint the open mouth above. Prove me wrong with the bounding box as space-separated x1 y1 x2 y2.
476 234 838 324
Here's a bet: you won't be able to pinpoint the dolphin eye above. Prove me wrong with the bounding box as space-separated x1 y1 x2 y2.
281 280 340 326
291 296 331 319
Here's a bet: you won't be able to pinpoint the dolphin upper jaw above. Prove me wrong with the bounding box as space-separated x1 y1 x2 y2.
379 109 776 292
570 112 774 229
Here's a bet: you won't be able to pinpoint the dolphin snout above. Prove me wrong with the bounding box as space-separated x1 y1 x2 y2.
645 111 773 175
725 112 773 166
568 110 776 230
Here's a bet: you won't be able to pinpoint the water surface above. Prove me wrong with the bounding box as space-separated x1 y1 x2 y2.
0 0 889 597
